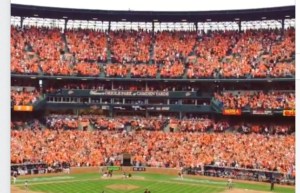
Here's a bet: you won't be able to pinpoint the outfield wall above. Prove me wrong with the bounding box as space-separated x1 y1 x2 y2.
70 166 181 175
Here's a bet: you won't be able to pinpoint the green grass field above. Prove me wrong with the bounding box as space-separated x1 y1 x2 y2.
12 173 295 193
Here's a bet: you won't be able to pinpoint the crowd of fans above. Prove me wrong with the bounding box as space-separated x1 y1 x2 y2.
11 114 294 134
44 115 79 130
11 88 40 106
12 78 294 93
11 26 40 74
65 28 107 62
88 115 167 131
187 29 295 79
109 29 152 63
154 31 197 62
11 126 295 173
214 91 295 110
10 24 295 175
11 26 295 78
104 63 158 78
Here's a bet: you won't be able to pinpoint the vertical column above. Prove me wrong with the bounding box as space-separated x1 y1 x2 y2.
64 19 68 33
238 21 241 32
281 18 285 38
145 81 148 90
194 22 198 31
20 17 24 28
108 21 111 32
109 108 113 117
146 110 149 118
152 21 154 34
111 81 114 90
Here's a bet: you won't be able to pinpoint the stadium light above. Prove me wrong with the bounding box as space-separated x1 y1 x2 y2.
93 18 98 20
285 15 290 18
122 19 126 21
206 19 211 21
182 19 187 22
63 16 68 18
33 14 38 17
153 19 158 22
261 17 266 19
235 18 240 20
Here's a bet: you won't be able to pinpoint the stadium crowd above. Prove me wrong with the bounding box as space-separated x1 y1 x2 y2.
214 91 295 110
10 20 295 177
109 29 152 63
11 88 40 106
11 124 295 174
10 26 295 78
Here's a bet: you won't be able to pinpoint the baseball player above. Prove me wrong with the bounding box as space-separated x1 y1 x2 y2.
227 178 233 189
25 181 28 192
13 171 17 184
178 172 183 179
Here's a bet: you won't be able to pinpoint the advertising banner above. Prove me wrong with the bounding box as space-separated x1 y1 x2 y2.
59 89 201 98
251 109 273 115
283 110 295 116
91 90 169 97
133 167 146 171
222 109 242 115
13 105 33 112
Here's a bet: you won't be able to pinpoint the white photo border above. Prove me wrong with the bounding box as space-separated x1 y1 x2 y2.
0 0 12 191
3 0 298 192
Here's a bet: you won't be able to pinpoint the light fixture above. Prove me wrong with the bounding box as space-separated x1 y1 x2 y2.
262 17 266 19
235 18 240 20
121 19 126 21
33 14 38 17
63 16 68 19
285 15 290 18
182 19 187 22
153 19 158 22
93 18 98 20
206 19 211 21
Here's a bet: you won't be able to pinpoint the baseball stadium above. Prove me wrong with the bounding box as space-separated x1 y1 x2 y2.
10 1 295 193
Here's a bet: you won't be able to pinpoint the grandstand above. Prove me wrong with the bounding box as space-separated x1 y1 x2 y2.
10 3 295 192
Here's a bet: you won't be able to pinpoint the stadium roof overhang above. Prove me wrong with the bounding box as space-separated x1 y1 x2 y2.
11 4 295 22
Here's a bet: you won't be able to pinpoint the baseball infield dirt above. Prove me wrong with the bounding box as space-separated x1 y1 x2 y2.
222 189 270 193
106 184 140 190
11 186 43 193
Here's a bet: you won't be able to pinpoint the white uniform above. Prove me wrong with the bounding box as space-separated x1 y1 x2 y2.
25 181 28 191
227 179 232 189
13 172 17 184
178 172 183 179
